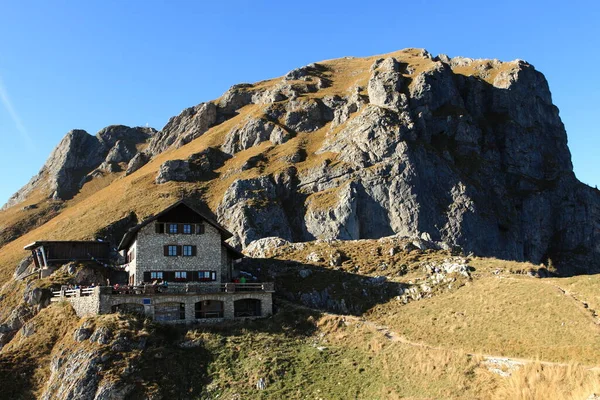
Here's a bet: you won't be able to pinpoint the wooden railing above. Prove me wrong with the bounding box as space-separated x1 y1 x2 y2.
52 283 274 298
110 282 275 295
52 287 98 298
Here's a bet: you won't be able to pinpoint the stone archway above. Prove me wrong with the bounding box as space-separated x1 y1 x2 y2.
234 298 262 317
195 300 224 319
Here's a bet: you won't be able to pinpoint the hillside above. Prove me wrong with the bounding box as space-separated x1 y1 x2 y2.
0 48 599 398
1 238 600 399
1 48 598 281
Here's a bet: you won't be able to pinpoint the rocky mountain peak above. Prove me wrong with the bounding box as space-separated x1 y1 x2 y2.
2 125 155 209
2 48 597 274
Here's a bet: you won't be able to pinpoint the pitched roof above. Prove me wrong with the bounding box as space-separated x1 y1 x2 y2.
24 240 110 251
117 200 233 251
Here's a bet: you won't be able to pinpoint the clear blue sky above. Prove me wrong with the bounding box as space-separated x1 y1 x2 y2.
1 0 599 205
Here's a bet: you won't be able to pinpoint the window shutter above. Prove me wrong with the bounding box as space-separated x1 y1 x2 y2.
165 271 175 281
197 224 205 234
189 224 195 234
155 223 160 233
177 245 182 256
143 272 150 282
177 223 183 233
191 246 197 256
163 245 169 256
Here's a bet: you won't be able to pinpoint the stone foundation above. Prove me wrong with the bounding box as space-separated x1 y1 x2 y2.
54 286 273 323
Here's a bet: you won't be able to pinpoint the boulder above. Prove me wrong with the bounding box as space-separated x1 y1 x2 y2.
14 256 33 279
155 160 192 184
125 152 149 175
147 102 217 156
244 237 291 258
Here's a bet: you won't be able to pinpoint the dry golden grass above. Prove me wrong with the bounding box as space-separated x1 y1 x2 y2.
0 302 78 397
368 275 600 364
490 362 600 400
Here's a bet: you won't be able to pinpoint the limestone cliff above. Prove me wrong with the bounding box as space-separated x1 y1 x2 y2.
3 49 599 274
2 125 155 208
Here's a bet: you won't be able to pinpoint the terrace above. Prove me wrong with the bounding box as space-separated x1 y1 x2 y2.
51 282 275 299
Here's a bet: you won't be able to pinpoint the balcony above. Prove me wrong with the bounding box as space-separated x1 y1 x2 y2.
52 283 274 298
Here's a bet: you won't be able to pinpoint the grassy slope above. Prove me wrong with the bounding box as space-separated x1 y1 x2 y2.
0 49 598 398
3 301 599 400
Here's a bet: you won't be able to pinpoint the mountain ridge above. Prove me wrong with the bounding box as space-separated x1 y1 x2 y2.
0 48 598 277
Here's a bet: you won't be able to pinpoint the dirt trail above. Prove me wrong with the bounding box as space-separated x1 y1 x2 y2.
350 316 600 372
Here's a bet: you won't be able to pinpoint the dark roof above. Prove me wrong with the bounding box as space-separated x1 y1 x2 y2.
24 240 110 251
117 200 234 251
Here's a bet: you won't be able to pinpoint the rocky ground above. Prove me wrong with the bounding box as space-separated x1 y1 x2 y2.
0 237 600 399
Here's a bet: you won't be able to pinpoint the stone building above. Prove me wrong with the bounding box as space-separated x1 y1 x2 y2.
51 201 274 323
118 200 242 286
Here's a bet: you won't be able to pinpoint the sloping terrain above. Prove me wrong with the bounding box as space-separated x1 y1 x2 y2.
0 48 599 399
1 238 600 399
1 48 598 281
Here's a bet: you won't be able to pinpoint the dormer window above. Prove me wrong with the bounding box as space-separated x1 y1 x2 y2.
168 224 178 234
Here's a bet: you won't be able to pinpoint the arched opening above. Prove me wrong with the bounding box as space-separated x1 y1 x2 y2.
111 303 144 315
154 302 185 322
234 299 261 317
195 300 224 319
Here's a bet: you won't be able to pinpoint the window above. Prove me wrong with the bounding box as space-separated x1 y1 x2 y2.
155 223 165 234
175 271 187 281
168 223 178 234
183 224 193 234
182 245 195 257
198 271 217 281
166 245 178 256
127 247 135 262
196 224 205 234
150 271 163 280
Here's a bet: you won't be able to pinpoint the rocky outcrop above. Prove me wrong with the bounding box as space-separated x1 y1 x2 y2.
155 160 192 184
125 152 149 175
2 125 154 208
217 176 294 248
211 52 599 274
40 320 143 400
146 102 217 156
222 118 291 154
368 57 407 112
155 147 231 184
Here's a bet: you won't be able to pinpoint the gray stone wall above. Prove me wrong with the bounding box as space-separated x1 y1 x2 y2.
57 287 273 323
133 223 223 285
101 291 273 323
60 288 101 317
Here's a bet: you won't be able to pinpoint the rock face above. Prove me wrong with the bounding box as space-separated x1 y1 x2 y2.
40 321 141 400
146 102 217 156
2 125 155 208
211 52 599 274
3 49 599 274
222 118 291 154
